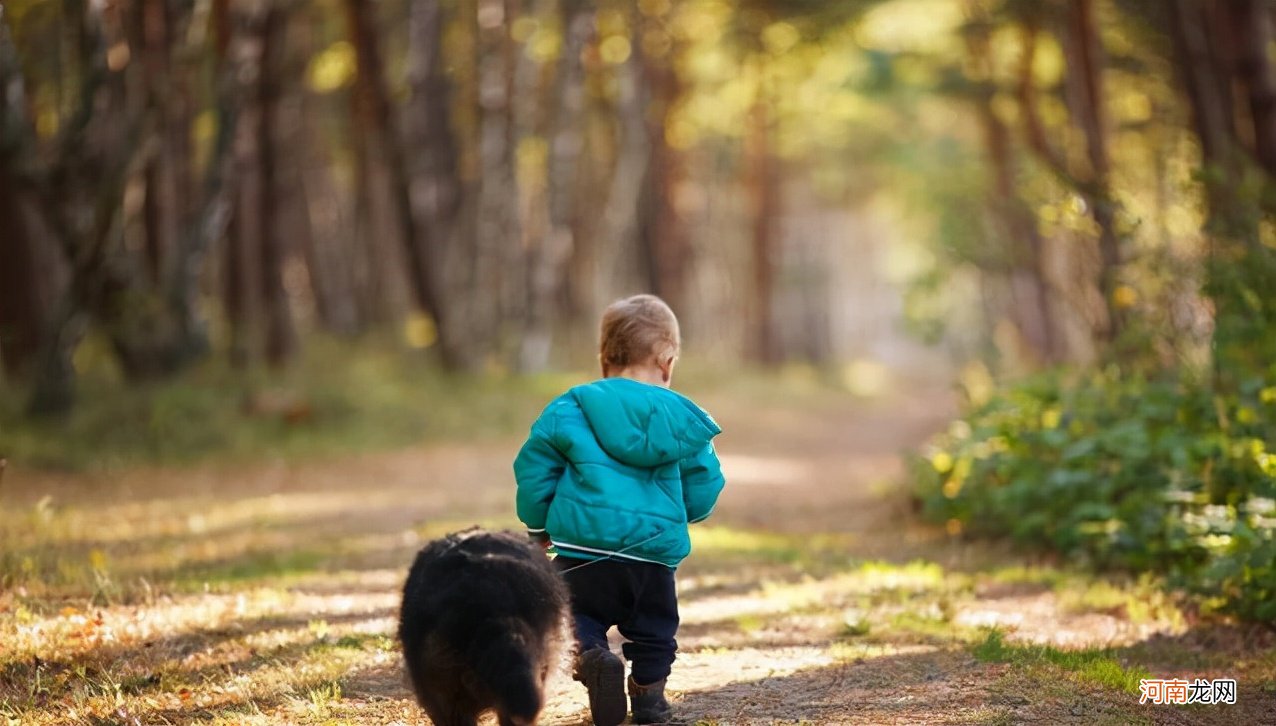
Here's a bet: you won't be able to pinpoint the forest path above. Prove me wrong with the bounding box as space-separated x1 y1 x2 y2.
2 384 1272 725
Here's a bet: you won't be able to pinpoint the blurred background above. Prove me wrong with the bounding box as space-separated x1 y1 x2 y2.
8 0 1265 413
3 2 1276 721
4 0 1274 415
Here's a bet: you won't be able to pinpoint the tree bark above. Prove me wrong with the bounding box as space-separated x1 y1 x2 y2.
1168 0 1266 383
599 23 652 304
1226 0 1276 176
0 171 53 377
403 0 472 367
967 16 1060 364
344 0 451 360
515 0 591 371
258 5 295 367
746 84 780 365
225 2 268 367
636 21 688 313
472 0 520 359
1059 0 1122 342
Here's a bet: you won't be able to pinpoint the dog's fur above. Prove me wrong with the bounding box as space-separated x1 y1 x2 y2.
399 529 569 726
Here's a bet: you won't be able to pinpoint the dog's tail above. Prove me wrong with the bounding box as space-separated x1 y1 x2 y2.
469 619 544 722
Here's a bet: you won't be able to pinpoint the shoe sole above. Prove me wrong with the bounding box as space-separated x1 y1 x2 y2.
586 652 627 726
632 708 675 725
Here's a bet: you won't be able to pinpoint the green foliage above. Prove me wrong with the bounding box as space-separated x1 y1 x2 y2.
914 369 1276 620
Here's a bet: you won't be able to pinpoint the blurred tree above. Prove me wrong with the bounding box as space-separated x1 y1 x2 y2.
962 8 1060 364
1163 0 1276 385
1014 0 1123 346
0 13 62 378
225 0 296 368
345 0 455 365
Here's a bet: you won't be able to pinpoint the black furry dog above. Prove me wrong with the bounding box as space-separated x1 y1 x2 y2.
398 529 569 726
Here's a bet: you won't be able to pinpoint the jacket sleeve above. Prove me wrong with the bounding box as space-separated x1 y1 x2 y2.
681 442 725 523
514 406 566 538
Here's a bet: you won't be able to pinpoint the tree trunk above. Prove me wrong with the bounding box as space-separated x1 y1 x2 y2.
18 1 147 411
292 8 361 335
1059 0 1122 342
967 16 1059 364
746 85 780 365
0 171 53 377
1169 0 1266 383
599 23 652 305
258 5 295 367
344 0 451 360
404 0 472 367
516 0 591 372
472 0 520 359
636 22 688 313
225 1 272 367
1226 0 1276 176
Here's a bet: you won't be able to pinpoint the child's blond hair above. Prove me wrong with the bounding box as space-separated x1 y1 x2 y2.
599 295 681 376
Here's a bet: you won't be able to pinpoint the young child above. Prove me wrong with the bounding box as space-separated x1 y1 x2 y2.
513 294 726 726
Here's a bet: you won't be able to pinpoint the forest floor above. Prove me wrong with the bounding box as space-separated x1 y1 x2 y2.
2 381 1275 725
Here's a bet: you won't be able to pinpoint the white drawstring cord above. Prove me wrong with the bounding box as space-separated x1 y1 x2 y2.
554 529 668 574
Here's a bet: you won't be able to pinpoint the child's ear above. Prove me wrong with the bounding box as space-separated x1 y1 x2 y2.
658 354 674 384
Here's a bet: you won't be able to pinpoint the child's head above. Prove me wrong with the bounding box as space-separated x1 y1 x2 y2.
599 294 681 386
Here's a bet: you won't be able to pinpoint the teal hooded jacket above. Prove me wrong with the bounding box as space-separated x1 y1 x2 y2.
513 377 725 569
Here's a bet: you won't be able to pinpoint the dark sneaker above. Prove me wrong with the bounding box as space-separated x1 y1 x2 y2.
572 648 627 726
628 676 673 724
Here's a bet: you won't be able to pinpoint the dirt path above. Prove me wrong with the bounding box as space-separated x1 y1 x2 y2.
2 386 1273 724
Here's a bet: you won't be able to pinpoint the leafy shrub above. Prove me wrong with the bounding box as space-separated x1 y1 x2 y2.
914 368 1276 621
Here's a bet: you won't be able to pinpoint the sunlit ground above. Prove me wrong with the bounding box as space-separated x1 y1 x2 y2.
2 383 1274 725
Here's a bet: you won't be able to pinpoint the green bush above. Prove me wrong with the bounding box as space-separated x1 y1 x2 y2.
913 368 1276 621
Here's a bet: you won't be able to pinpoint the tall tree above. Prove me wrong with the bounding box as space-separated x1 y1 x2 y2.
963 9 1060 364
1167 0 1275 382
635 9 689 313
517 0 593 371
403 0 475 367
746 73 781 365
1016 3 1122 346
0 13 61 378
473 0 521 358
345 0 457 365
225 0 296 367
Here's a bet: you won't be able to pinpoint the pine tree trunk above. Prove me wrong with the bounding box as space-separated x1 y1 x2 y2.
404 0 472 367
636 24 688 312
746 88 780 365
474 0 520 358
345 0 453 362
0 172 52 377
969 18 1060 364
258 5 295 367
599 23 651 304
1060 0 1122 342
1169 0 1265 384
516 0 591 371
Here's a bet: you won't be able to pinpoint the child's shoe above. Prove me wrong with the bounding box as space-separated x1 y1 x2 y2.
573 648 627 726
628 676 673 724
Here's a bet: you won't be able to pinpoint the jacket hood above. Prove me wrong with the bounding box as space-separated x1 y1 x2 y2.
569 378 721 467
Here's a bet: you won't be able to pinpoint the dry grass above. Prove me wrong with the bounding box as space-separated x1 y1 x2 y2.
3 383 1274 724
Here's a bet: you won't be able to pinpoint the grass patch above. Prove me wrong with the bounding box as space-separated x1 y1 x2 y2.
0 335 584 472
174 549 331 591
973 629 1149 694
0 336 867 474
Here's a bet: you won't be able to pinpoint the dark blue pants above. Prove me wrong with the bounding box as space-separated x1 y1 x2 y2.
555 556 679 685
